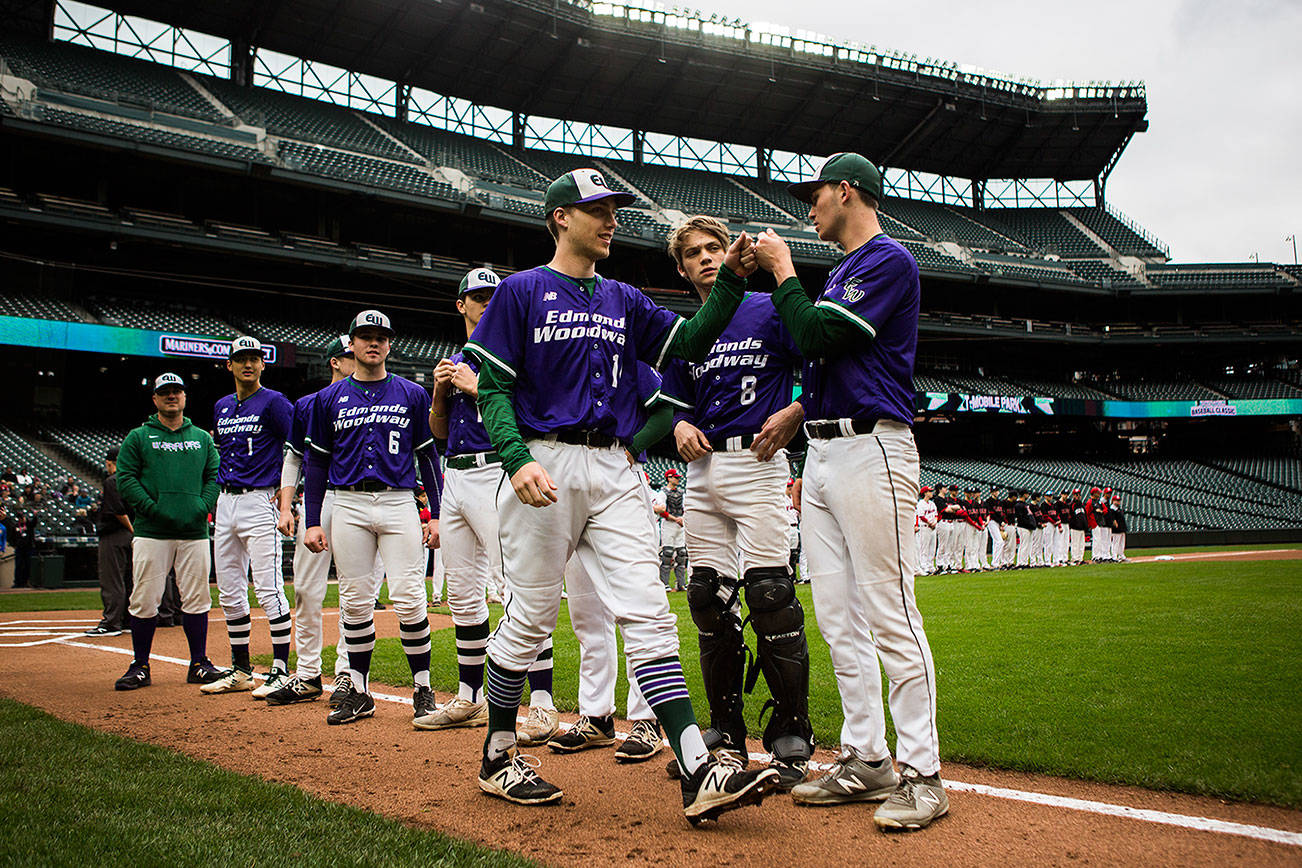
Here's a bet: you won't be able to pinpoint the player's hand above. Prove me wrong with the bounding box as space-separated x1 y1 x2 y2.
276 509 296 537
674 420 712 462
754 229 796 282
722 231 756 278
304 526 327 553
511 461 558 507
791 478 802 513
449 363 479 397
423 518 440 549
433 359 457 386
672 515 684 526
624 449 637 467
751 401 804 462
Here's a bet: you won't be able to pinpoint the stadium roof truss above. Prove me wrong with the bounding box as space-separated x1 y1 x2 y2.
69 0 1147 188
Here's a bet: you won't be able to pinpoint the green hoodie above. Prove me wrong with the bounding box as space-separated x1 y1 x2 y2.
116 414 220 541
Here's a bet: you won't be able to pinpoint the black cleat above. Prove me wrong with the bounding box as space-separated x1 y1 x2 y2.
115 663 151 691
186 659 223 684
266 675 323 705
681 756 780 825
478 751 563 805
326 687 375 725
412 685 436 720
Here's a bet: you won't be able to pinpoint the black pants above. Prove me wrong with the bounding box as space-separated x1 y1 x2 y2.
96 529 133 630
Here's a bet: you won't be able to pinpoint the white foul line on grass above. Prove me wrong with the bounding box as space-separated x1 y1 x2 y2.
50 636 1302 849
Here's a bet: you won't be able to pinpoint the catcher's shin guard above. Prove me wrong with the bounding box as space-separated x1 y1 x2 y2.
743 566 813 762
687 567 748 751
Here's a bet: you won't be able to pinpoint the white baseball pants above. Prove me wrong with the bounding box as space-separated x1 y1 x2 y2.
684 449 790 576
214 489 290 620
802 421 940 777
1054 525 1069 565
330 489 427 624
1111 532 1126 560
1069 528 1086 564
291 490 357 679
488 441 679 673
1092 527 1110 560
441 462 506 628
986 520 1003 567
916 526 936 575
128 537 211 619
1015 528 1031 566
565 555 652 720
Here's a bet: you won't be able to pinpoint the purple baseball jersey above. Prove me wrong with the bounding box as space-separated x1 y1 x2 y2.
306 374 434 489
213 387 293 487
287 392 315 456
661 292 799 439
464 266 682 441
800 235 919 425
445 350 494 457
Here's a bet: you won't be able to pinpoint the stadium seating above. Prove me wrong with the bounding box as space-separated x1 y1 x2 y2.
393 335 461 364
982 209 1103 257
1002 377 1117 400
931 374 1027 397
1145 265 1291 291
1203 377 1302 399
643 456 688 488
1102 380 1221 401
607 160 788 224
1206 456 1302 492
1063 258 1142 288
88 297 235 336
200 75 413 162
374 118 543 188
501 196 548 219
277 141 460 202
881 199 1021 251
46 425 130 475
0 425 100 541
973 255 1089 285
29 104 272 163
1065 207 1165 258
234 314 342 351
900 241 979 276
0 290 83 322
0 34 222 122
616 208 668 239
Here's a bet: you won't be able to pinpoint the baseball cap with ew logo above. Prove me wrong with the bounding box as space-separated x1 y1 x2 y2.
349 310 394 337
544 169 637 212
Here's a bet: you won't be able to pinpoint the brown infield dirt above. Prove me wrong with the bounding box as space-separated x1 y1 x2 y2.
1127 548 1302 564
2 606 1300 867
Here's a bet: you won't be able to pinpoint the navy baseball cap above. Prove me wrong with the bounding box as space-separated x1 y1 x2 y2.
544 169 636 212
788 152 884 204
349 309 394 337
459 267 501 298
323 334 353 359
153 372 185 392
228 335 263 359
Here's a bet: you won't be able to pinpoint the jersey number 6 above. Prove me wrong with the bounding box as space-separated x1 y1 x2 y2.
388 430 401 454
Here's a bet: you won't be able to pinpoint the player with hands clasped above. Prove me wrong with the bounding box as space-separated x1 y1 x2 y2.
204 337 295 698
464 169 779 823
660 215 813 790
303 311 443 726
751 153 948 830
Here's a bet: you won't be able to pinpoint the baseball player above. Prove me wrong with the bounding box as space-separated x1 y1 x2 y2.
1095 488 1113 561
659 214 811 789
915 486 937 576
203 337 295 697
303 310 443 726
1014 491 1034 568
1000 489 1018 568
1054 491 1071 566
654 469 688 590
983 485 1003 569
963 485 986 570
113 374 223 690
419 268 558 741
1109 494 1128 561
264 335 355 705
752 153 947 830
465 168 779 821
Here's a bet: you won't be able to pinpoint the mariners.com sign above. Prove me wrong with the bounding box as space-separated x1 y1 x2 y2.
159 335 277 363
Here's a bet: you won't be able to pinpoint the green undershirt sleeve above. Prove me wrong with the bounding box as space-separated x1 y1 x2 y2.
771 275 867 358
474 361 536 477
629 400 674 456
664 264 746 363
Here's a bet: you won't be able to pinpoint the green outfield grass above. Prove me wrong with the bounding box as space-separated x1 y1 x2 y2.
275 559 1300 808
0 697 534 867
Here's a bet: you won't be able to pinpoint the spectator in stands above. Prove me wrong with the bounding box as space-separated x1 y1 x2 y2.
87 448 133 637
1109 495 1128 562
1 466 16 484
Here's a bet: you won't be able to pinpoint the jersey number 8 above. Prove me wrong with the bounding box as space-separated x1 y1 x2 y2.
740 375 757 406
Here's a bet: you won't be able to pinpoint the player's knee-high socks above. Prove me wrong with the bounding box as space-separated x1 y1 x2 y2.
400 617 432 688
527 635 554 708
343 618 376 692
456 620 490 702
226 612 252 670
129 614 158 668
484 657 527 759
181 612 208 664
634 655 709 775
269 612 291 672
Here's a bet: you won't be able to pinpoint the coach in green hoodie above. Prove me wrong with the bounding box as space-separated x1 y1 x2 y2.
113 372 223 691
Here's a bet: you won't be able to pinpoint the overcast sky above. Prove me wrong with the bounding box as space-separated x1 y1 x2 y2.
694 0 1300 265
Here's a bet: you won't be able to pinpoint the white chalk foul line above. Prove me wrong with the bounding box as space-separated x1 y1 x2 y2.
54 637 1302 848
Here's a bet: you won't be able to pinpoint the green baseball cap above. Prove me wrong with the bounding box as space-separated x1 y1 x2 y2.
458 267 501 298
349 309 394 337
323 333 353 359
787 152 883 204
543 169 636 213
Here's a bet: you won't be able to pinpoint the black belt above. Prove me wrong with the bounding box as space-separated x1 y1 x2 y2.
524 428 617 448
331 480 397 492
707 433 757 452
804 418 881 440
220 485 267 494
446 451 501 470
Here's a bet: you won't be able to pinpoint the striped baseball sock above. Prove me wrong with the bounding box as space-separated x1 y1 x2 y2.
343 618 375 693
635 655 709 775
484 657 528 760
526 635 554 709
455 620 490 702
268 612 291 672
226 612 251 671
400 617 432 688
